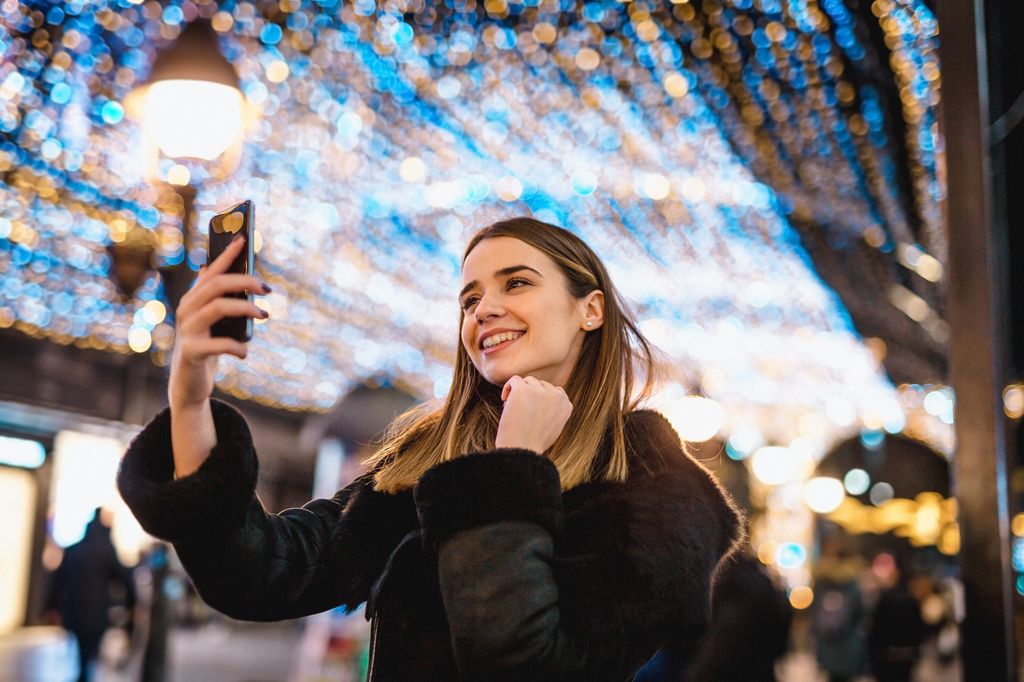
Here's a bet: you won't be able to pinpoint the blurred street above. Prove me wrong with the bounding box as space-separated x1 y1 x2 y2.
0 623 961 682
0 622 301 682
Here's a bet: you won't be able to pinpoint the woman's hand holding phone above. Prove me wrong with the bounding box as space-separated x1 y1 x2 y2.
494 375 573 454
167 235 271 412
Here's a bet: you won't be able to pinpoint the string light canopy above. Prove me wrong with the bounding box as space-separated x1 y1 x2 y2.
0 1 945 454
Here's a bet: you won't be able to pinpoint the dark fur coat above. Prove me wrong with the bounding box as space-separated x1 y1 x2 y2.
117 398 743 681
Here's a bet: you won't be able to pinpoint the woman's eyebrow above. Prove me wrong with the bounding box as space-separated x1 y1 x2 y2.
459 265 544 300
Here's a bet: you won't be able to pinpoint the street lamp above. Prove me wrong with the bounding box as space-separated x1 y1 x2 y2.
119 18 248 680
123 18 253 311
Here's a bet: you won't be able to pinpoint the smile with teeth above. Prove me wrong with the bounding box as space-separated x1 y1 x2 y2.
481 331 525 352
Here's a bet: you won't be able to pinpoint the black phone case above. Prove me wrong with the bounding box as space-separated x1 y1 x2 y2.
207 200 255 343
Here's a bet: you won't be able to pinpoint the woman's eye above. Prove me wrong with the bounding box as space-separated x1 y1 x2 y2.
460 279 530 310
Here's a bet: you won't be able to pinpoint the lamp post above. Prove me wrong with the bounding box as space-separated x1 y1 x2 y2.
122 18 247 682
125 18 250 312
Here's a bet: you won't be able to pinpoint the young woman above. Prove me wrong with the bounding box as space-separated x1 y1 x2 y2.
118 217 742 681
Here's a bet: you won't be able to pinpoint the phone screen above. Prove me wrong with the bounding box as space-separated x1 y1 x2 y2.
207 199 255 342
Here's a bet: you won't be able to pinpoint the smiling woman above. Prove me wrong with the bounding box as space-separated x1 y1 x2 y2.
117 216 743 681
460 241 598 388
367 217 663 493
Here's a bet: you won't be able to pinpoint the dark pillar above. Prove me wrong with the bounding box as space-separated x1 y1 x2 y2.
158 183 198 313
141 543 171 682
936 0 1015 679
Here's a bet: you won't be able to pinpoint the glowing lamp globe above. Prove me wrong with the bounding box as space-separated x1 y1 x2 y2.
142 80 244 160
126 19 249 178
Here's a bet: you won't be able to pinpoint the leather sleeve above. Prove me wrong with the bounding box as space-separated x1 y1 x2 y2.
415 450 637 681
116 398 381 621
413 439 741 681
436 520 646 681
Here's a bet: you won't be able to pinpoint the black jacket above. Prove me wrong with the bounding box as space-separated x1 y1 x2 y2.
117 398 742 681
48 518 137 636
679 552 791 681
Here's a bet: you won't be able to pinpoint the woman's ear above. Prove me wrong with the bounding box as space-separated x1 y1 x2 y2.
580 290 604 330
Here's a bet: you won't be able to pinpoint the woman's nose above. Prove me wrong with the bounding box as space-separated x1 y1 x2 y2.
473 291 504 322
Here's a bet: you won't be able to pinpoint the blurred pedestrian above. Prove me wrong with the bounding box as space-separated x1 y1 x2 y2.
48 508 136 682
868 556 925 682
810 543 866 682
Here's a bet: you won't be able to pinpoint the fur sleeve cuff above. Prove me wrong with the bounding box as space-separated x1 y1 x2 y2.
413 449 562 550
116 398 259 543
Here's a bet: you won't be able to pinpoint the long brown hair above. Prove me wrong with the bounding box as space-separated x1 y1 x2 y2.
364 217 665 493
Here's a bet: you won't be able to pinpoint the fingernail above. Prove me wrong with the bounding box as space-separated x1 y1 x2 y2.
232 234 245 245
261 282 272 293
259 310 270 319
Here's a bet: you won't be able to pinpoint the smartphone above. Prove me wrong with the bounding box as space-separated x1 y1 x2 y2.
207 199 255 343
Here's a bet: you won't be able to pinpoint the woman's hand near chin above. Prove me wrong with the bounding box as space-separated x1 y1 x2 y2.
494 375 572 454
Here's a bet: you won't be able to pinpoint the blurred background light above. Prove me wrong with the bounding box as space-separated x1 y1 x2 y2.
752 446 797 486
843 468 871 496
657 394 726 443
0 0 948 468
789 585 814 610
804 477 845 514
776 542 807 569
869 481 896 506
49 430 146 564
0 435 45 469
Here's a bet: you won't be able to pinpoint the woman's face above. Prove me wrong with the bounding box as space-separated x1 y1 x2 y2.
460 236 603 387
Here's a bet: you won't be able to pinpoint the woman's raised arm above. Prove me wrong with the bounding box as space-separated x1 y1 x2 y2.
117 398 388 621
166 234 269 478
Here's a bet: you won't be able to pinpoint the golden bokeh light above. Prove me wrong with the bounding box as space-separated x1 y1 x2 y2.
789 585 814 610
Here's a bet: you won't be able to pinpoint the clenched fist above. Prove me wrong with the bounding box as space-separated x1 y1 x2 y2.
494 375 573 454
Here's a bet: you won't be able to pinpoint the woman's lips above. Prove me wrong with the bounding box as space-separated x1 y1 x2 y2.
481 333 523 355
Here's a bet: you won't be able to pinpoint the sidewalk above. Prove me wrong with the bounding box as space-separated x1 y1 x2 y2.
0 621 302 682
776 647 961 682
0 626 963 682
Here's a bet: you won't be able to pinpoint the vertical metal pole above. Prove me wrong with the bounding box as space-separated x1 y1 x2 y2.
141 543 171 682
936 0 1016 679
159 183 198 313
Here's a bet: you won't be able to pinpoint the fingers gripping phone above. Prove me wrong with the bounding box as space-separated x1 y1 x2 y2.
207 200 255 342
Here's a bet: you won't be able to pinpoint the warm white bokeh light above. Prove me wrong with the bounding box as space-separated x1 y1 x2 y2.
495 175 523 201
642 173 671 200
751 445 796 486
166 163 191 186
141 300 167 326
142 80 244 160
400 157 428 183
660 395 726 442
128 327 152 353
804 477 845 513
